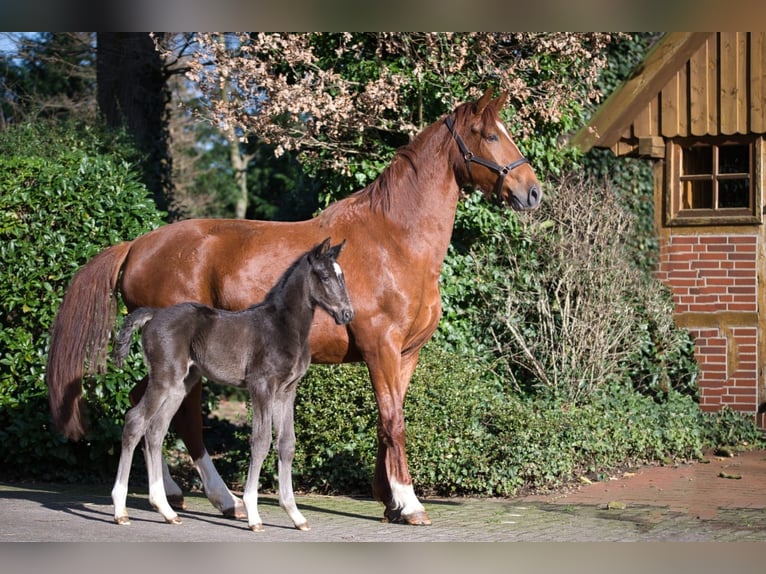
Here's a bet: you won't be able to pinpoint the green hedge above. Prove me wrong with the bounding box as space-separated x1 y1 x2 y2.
207 343 759 498
0 121 165 480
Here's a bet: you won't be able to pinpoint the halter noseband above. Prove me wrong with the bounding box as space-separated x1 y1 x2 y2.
444 115 529 197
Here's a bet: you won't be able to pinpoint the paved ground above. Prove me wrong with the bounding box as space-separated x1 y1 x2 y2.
2 449 765 544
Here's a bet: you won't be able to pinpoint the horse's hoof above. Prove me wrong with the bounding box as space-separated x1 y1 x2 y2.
249 523 264 532
222 500 248 520
383 508 432 526
404 511 432 526
167 494 187 511
295 521 311 531
165 516 182 525
114 516 131 526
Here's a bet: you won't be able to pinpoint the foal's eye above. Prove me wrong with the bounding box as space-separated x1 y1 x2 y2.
319 273 330 283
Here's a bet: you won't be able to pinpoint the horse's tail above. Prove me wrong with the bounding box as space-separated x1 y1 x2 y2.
46 241 133 441
112 308 155 367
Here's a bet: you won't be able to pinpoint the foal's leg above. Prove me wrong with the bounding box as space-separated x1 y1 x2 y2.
242 384 273 532
130 377 184 508
143 383 188 525
273 386 309 531
178 378 247 518
131 376 247 518
112 394 161 525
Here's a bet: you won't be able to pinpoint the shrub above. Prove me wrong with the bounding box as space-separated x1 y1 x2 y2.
468 173 698 401
0 121 165 480
205 343 720 498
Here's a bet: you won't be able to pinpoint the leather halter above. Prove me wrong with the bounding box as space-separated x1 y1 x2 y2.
444 115 529 197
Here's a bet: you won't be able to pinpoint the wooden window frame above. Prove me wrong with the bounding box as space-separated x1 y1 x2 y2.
666 137 763 226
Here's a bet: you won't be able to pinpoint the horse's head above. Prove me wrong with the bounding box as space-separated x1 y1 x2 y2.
307 238 354 325
446 88 541 211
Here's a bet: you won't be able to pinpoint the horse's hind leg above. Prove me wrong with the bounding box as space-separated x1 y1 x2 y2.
273 387 308 531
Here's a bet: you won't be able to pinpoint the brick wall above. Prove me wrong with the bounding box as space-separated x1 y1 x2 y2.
656 235 757 314
656 234 759 415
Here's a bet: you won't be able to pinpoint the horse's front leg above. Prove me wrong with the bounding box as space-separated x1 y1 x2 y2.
273 386 309 531
243 384 273 532
367 347 431 526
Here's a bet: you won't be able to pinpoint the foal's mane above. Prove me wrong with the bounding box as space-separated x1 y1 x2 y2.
261 251 310 306
339 100 482 215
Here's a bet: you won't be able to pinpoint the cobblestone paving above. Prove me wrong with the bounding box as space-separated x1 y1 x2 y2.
1 474 764 542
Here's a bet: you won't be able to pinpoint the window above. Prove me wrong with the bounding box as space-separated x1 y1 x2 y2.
667 138 761 225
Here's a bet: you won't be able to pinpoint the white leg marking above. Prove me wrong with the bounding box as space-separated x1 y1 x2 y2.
148 478 179 524
389 478 425 515
112 483 129 523
194 451 244 515
243 486 262 531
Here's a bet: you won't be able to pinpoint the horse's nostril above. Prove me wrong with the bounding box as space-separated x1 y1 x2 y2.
529 185 541 205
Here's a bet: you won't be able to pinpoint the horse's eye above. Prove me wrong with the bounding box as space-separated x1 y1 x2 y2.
319 273 330 283
486 134 499 143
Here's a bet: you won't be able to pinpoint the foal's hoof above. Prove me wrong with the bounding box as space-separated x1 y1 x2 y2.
222 499 248 520
295 521 311 531
249 523 265 532
114 516 131 526
383 508 432 526
167 494 187 511
165 515 182 525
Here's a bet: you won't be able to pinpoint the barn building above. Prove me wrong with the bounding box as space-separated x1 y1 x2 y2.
573 32 766 429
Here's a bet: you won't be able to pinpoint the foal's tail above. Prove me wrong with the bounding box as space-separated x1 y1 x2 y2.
46 242 132 441
111 308 155 367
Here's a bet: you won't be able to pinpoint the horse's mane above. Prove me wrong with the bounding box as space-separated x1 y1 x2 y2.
337 100 481 216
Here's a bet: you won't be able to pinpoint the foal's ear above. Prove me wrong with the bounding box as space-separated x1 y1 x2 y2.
327 239 346 260
310 237 332 260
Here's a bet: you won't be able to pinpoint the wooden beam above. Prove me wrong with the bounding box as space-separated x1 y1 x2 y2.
638 136 665 158
571 33 712 152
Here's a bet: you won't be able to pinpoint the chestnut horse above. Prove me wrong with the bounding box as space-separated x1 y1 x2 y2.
46 88 541 525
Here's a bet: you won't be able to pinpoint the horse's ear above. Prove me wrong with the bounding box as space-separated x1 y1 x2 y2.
475 88 494 115
491 91 508 111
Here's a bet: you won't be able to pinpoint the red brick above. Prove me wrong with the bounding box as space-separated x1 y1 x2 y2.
728 286 755 294
706 243 735 252
727 303 757 311
727 235 757 243
729 252 757 261
700 236 727 244
671 236 701 245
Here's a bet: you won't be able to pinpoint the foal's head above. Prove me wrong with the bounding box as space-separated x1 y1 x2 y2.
307 238 354 325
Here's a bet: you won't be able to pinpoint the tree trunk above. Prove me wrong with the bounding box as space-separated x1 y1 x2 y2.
96 33 173 216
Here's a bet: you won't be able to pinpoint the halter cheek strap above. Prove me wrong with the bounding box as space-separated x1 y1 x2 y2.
444 115 529 195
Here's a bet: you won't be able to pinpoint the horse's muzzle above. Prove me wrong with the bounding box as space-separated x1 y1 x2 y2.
508 184 542 211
